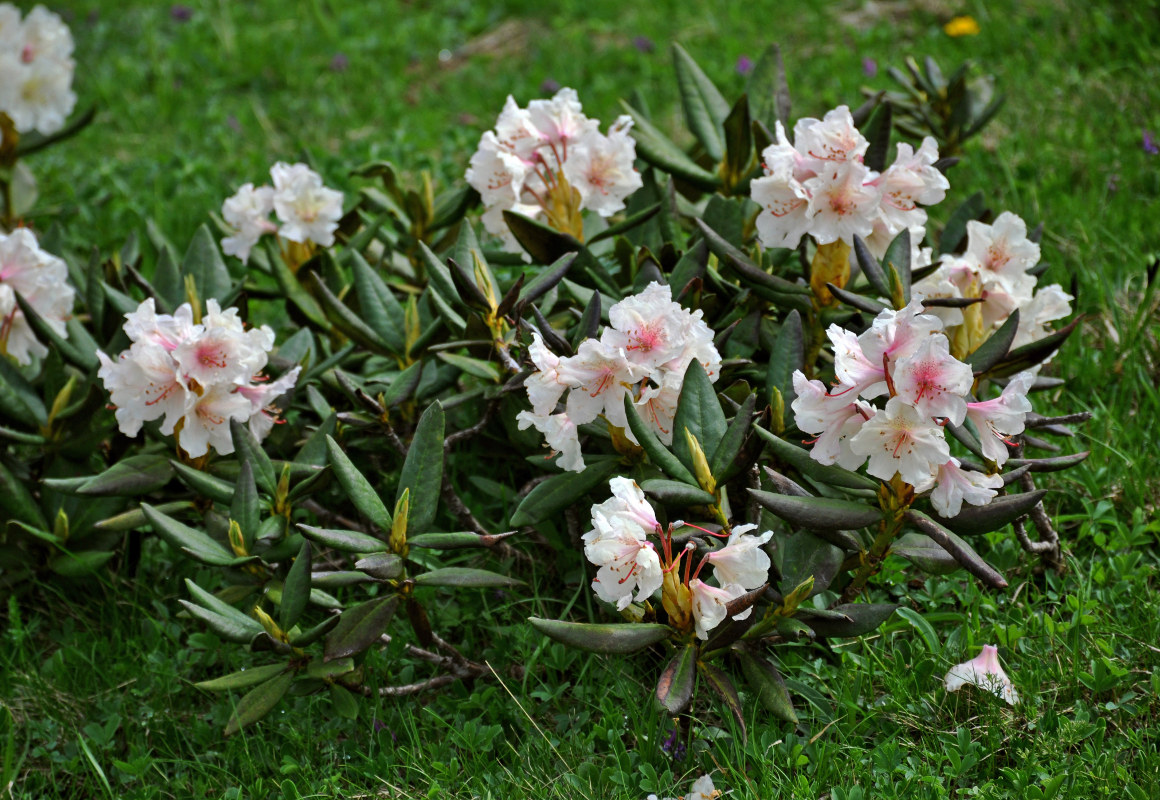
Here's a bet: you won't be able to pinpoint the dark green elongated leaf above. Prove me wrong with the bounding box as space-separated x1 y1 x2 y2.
352 553 402 579
722 93 752 185
640 478 716 506
446 256 492 312
325 436 392 532
746 43 791 129
171 460 235 504
827 282 888 314
306 657 355 680
766 310 804 407
94 501 192 532
418 243 467 323
622 393 696 485
988 316 1081 378
13 293 98 370
329 684 359 720
297 523 388 553
753 427 878 490
699 661 745 737
178 601 261 644
669 240 708 298
13 104 95 157
882 228 912 306
805 603 897 637
852 235 891 297
308 571 374 590
510 458 619 527
618 100 722 191
503 210 579 265
350 251 406 355
288 614 340 646
585 204 661 245
183 578 261 631
143 504 253 567
939 191 985 256
280 541 312 631
672 43 730 161
673 360 727 474
693 218 808 296
195 663 288 692
0 460 48 529
749 488 883 531
517 253 577 307
890 532 959 574
182 224 232 301
777 530 842 596
324 596 399 661
967 309 1020 373
152 241 182 309
268 243 330 331
436 351 503 381
311 274 396 356
736 649 797 723
396 401 444 535
655 644 697 714
230 461 259 550
894 607 941 655
48 551 115 578
231 420 277 497
570 288 602 352
1006 451 1089 473
862 101 893 173
382 360 424 408
413 567 521 588
0 358 46 426
528 618 672 654
408 531 517 549
929 490 1047 537
905 510 1008 588
224 671 296 736
709 393 757 481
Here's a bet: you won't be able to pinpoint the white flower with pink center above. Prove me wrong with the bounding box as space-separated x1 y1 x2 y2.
583 480 663 610
0 5 76 135
178 382 254 459
270 162 344 247
516 409 585 472
857 299 944 367
849 396 950 488
793 105 868 165
827 325 887 399
944 644 1019 705
0 227 74 365
751 122 813 250
803 161 882 245
791 371 873 470
689 578 746 639
564 116 643 217
891 334 974 425
965 371 1034 466
706 523 773 590
930 458 1004 517
966 212 1041 291
872 138 948 234
1012 284 1073 350
558 339 643 429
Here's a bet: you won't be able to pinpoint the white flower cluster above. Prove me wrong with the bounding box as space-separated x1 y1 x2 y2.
0 227 74 364
751 105 949 256
0 4 76 135
792 300 1035 517
647 774 719 800
914 211 1073 350
98 299 300 458
517 282 721 472
220 162 344 263
465 87 643 252
584 478 771 640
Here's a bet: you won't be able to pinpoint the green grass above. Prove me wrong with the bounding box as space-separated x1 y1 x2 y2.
6 0 1160 797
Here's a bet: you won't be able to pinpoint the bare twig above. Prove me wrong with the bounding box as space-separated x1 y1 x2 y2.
301 498 367 533
444 399 499 450
1025 411 1093 429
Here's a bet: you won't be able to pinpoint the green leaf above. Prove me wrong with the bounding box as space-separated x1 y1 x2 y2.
396 401 444 536
268 242 330 331
804 603 897 637
231 420 277 497
693 218 808 298
502 209 579 265
894 607 941 655
178 601 262 644
1006 452 1089 473
0 358 46 426
904 510 1008 589
93 501 192 533
195 664 288 692
749 488 883 531
417 243 468 332
408 531 516 549
618 100 722 192
753 425 878 490
224 671 296 736
306 657 355 680
736 649 797 724
308 571 374 590
311 274 397 356
528 618 671 654
672 360 726 475
890 532 959 575
13 293 98 370
288 615 341 647
280 541 312 631
988 316 1080 378
655 644 697 714
827 283 888 315
639 478 715 506
436 352 503 382
230 461 259 552
882 228 912 306
297 524 388 554
699 661 746 737
181 224 232 301
709 393 757 482
930 491 1047 537
329 683 359 720
324 596 399 661
622 393 697 485
0 460 47 529
852 235 891 298
746 43 791 130
939 191 985 256
413 567 521 589
142 504 254 567
325 436 392 532
766 310 804 408
183 578 263 631
352 553 403 579
171 460 235 504
350 251 406 356
967 309 1020 374
672 43 730 162
48 551 115 578
862 101 893 173
510 457 619 527
516 252 577 307
585 204 661 245
382 361 424 408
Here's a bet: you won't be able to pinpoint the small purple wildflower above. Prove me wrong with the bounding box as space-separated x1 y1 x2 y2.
227 115 242 134
863 57 878 78
736 55 754 76
170 5 192 22
540 78 561 94
329 53 349 72
1143 130 1158 155
633 36 655 54
660 728 687 761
